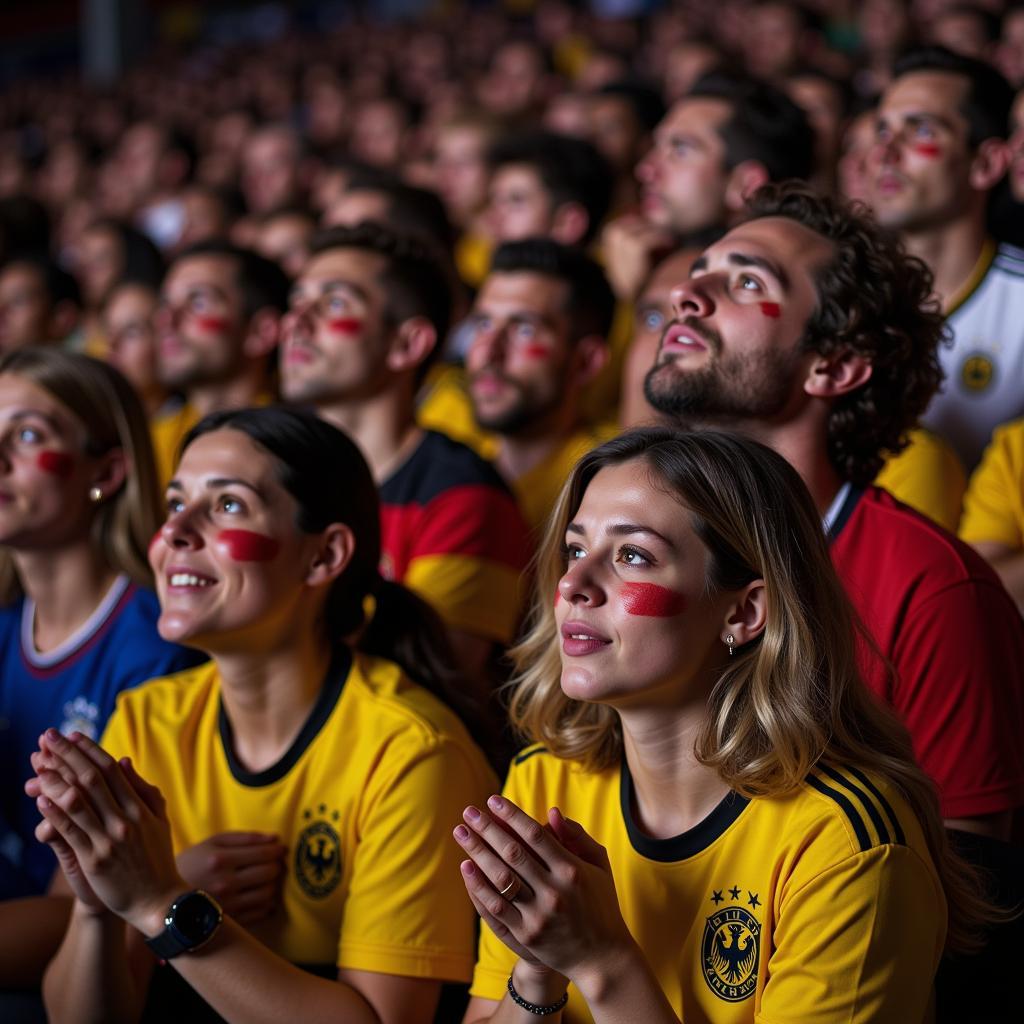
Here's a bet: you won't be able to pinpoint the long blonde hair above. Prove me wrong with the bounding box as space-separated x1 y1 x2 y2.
509 427 991 953
0 347 161 605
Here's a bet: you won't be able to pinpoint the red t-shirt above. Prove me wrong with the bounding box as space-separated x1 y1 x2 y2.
830 485 1024 819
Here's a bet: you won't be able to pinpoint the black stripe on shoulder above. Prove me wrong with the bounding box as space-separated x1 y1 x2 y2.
513 745 548 766
846 766 906 845
820 765 891 846
807 774 872 852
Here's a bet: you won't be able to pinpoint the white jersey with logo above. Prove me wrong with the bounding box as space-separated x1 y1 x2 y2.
921 241 1024 469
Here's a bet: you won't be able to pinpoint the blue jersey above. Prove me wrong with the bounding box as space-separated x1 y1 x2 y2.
0 575 205 895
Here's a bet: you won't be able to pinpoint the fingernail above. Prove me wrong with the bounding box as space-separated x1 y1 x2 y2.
454 825 470 841
487 795 504 812
44 728 61 743
460 860 475 876
464 806 481 822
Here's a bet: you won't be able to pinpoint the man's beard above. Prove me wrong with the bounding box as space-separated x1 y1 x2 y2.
470 370 559 436
644 322 800 425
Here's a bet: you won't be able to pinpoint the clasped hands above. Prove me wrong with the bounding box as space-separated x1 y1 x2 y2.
25 730 285 934
453 794 638 998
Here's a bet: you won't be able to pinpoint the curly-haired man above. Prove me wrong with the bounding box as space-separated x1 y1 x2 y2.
646 182 1024 838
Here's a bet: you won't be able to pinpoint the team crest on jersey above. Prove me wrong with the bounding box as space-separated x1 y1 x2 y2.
295 806 342 898
960 352 995 392
702 893 760 1003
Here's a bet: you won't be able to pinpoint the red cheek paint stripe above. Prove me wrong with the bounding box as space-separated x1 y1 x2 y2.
216 529 281 562
620 582 687 617
192 315 232 332
521 344 551 359
759 302 781 318
913 143 942 158
327 317 363 335
36 451 75 478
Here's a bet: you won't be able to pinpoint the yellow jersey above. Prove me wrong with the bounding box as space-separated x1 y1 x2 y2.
150 402 201 493
959 417 1024 549
874 428 966 532
101 653 497 979
471 745 945 1024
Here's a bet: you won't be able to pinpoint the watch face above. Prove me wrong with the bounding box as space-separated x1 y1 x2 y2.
170 891 221 945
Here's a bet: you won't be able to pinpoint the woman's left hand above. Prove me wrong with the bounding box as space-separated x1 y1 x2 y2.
453 795 637 985
29 728 186 936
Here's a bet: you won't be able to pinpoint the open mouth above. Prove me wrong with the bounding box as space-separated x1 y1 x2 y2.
167 571 217 589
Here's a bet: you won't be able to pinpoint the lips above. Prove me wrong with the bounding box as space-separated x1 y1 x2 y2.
560 619 611 656
469 370 512 398
661 322 709 355
873 171 906 196
283 340 317 365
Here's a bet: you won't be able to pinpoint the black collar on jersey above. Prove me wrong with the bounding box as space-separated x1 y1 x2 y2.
825 485 863 544
620 758 750 862
218 648 352 787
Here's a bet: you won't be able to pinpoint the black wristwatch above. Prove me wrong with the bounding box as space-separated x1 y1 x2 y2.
144 890 223 960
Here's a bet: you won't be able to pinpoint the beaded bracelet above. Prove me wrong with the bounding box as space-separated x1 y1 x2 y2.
507 974 569 1016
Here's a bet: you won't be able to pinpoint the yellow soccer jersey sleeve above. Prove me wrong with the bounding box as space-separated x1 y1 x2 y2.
101 654 497 979
470 746 945 1024
959 418 1024 548
874 427 967 531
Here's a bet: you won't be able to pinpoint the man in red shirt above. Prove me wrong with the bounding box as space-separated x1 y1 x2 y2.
645 182 1024 838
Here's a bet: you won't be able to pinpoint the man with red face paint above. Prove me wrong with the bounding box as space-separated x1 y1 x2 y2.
280 222 530 691
463 239 614 536
150 241 289 488
645 182 1024 842
868 47 1021 470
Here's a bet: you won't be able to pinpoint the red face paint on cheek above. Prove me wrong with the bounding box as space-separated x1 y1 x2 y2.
192 315 232 333
521 344 551 359
36 451 75 478
216 529 281 562
759 302 781 318
327 317 363 336
620 582 687 617
913 143 942 158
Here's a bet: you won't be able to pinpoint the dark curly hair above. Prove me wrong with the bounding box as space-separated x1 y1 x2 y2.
744 183 947 485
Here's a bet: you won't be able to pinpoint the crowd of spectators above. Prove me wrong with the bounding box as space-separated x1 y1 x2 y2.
3 1 1024 1022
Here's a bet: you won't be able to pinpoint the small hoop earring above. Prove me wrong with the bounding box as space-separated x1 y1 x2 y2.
724 633 735 657
88 486 104 503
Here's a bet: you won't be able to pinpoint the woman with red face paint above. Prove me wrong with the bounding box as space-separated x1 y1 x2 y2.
455 428 993 1024
0 347 204 1000
28 406 496 1024
0 347 204 895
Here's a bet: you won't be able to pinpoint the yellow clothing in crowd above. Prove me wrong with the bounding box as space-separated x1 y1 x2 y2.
959 417 1024 548
874 428 966 532
102 654 496 977
471 745 945 1024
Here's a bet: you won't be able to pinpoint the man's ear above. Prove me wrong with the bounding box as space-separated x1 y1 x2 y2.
721 579 767 649
803 348 872 398
242 307 282 359
569 335 610 389
969 137 1010 192
724 160 770 213
550 201 590 247
386 316 437 374
305 522 356 588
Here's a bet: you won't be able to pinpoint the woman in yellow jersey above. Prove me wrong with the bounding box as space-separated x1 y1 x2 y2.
455 428 989 1024
28 406 496 1024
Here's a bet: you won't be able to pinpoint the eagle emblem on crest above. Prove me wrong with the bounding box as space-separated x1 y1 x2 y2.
295 817 342 898
702 904 760 1002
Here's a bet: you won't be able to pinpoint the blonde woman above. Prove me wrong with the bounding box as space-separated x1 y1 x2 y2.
454 428 988 1024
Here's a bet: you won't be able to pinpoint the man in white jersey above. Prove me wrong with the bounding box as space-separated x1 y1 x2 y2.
868 46 1018 469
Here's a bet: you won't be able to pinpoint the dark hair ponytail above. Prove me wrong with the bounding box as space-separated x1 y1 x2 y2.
181 407 488 738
